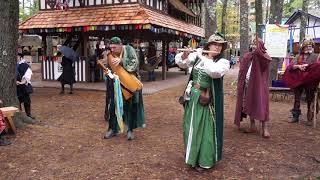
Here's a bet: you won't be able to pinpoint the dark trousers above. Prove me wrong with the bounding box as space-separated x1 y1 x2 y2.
148 71 156 81
292 86 316 121
18 94 32 117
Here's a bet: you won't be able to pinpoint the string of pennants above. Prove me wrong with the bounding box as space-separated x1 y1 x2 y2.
19 24 202 40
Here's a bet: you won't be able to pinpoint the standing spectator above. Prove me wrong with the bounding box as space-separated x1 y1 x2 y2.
16 52 35 119
57 53 76 94
146 43 157 81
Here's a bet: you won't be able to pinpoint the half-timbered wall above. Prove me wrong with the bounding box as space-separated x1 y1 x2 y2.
141 0 166 11
288 16 320 42
40 0 202 27
40 0 138 10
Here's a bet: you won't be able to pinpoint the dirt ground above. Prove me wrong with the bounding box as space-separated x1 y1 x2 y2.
0 66 320 179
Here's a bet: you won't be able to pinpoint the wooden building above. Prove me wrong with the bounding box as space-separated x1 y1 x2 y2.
19 0 204 82
285 10 320 54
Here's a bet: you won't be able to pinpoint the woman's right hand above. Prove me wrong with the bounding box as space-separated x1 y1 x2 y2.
181 46 191 60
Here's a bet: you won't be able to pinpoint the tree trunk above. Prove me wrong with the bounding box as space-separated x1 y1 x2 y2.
255 0 263 38
265 0 269 24
221 0 228 35
299 0 308 42
239 0 249 59
204 0 217 38
268 0 284 85
0 0 31 128
0 0 19 107
269 0 284 24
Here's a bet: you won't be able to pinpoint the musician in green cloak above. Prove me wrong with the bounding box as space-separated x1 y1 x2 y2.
103 37 145 140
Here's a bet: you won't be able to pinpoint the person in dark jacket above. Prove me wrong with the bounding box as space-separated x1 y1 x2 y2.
16 52 35 119
57 55 76 94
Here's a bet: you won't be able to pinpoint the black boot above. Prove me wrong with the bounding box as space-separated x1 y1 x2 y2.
0 135 11 146
24 102 35 119
69 84 73 94
60 84 65 94
289 109 300 123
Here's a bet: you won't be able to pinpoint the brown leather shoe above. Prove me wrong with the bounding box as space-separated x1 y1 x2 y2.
195 166 207 173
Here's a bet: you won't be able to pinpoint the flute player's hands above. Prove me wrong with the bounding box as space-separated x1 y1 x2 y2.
196 48 203 57
181 46 191 60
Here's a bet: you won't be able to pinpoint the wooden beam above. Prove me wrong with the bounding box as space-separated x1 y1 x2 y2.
161 40 166 80
83 33 89 57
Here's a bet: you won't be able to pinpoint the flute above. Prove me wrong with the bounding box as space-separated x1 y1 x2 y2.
177 48 218 54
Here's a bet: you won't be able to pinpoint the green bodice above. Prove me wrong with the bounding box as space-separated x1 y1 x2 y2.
192 67 212 89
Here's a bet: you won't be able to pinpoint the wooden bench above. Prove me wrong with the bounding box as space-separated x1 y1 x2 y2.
0 107 18 134
269 87 292 101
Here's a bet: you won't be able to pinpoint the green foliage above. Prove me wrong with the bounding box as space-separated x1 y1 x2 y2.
283 0 302 18
216 1 240 45
19 0 39 21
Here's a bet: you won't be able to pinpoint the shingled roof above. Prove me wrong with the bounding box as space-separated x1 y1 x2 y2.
19 4 204 37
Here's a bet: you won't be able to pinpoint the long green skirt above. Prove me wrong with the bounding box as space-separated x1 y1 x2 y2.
123 90 145 131
183 87 220 168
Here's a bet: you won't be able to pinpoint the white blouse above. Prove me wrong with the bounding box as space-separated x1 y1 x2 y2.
175 51 230 79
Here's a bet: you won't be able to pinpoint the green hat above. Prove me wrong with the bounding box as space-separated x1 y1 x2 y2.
110 37 122 45
208 32 227 44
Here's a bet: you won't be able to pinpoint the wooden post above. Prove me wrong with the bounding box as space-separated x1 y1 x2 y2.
314 85 319 128
82 33 89 82
161 40 167 80
41 34 47 81
83 33 89 57
166 40 169 72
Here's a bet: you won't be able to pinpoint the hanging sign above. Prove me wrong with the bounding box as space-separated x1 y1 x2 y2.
265 24 289 58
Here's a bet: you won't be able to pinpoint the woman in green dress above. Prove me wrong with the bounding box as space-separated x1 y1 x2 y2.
175 34 230 171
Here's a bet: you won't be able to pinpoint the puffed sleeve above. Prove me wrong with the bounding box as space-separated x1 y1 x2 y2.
175 52 198 69
203 58 230 79
22 68 33 84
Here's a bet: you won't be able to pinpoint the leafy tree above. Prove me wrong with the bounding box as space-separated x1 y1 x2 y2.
19 0 39 21
283 0 302 18
216 0 240 48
